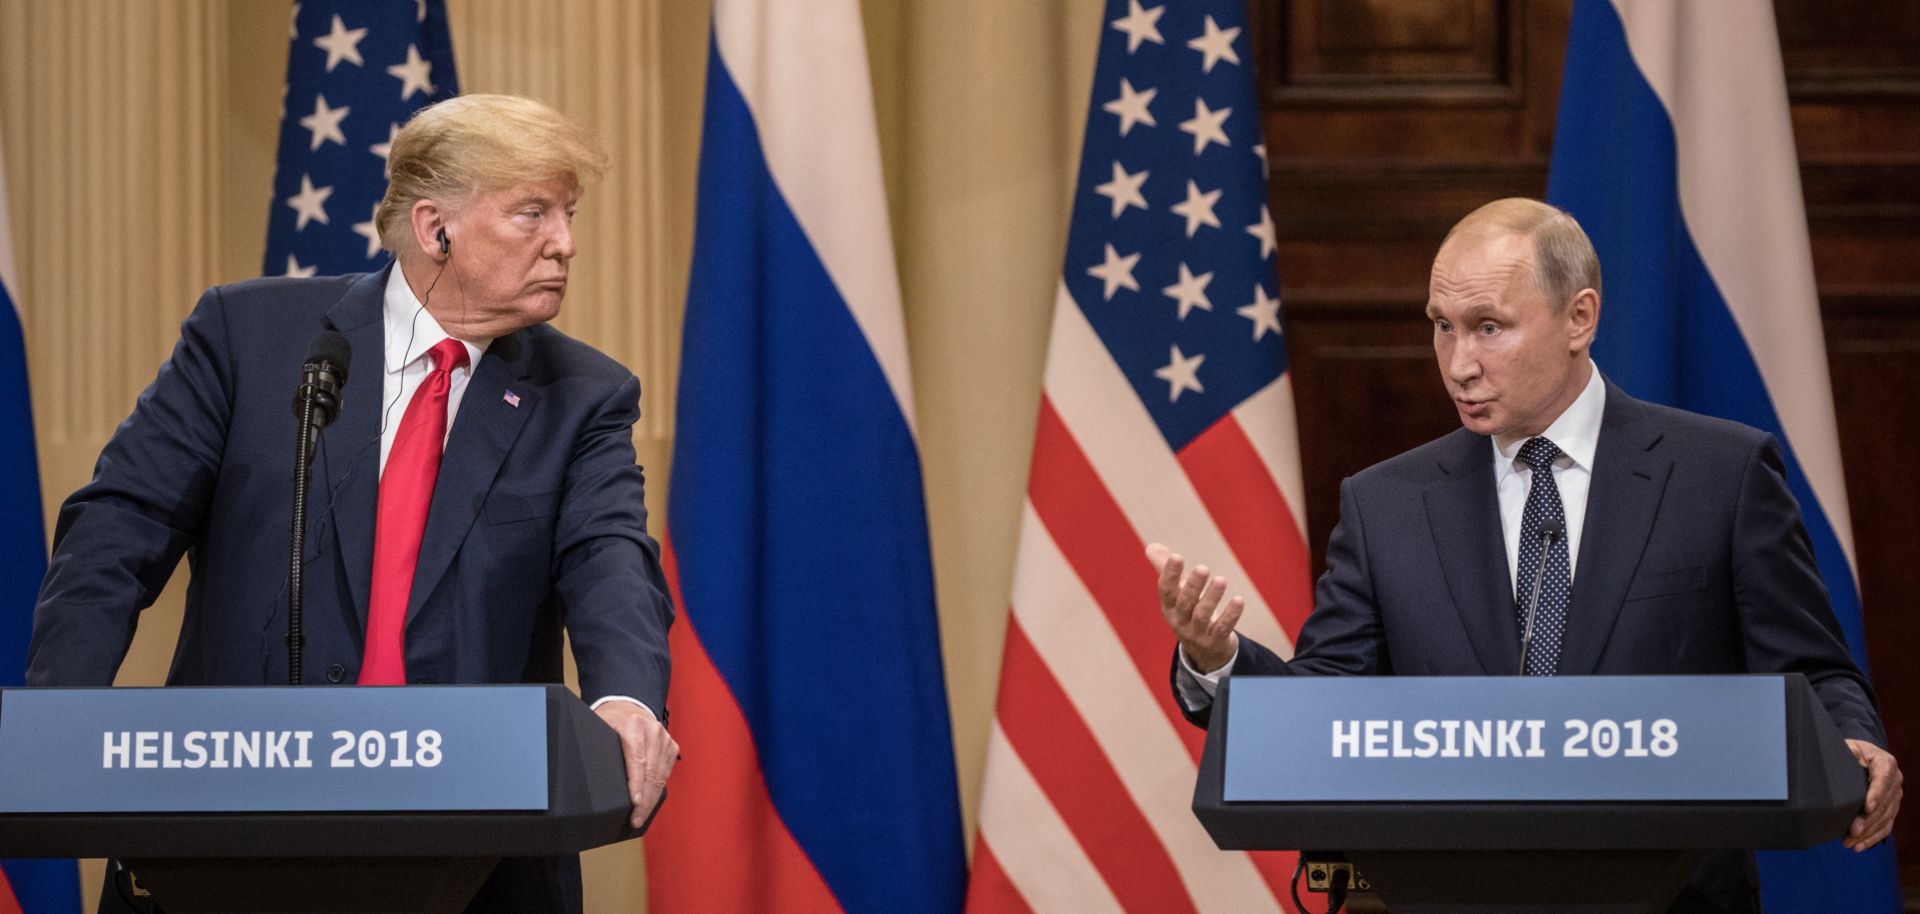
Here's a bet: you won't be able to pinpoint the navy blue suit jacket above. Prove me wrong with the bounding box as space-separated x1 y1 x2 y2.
1180 381 1882 747
1175 381 1882 909
27 268 673 712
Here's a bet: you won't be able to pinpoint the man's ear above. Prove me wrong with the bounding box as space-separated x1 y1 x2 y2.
409 199 449 262
1566 287 1600 352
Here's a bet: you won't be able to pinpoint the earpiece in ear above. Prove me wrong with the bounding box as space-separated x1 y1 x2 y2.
437 228 450 257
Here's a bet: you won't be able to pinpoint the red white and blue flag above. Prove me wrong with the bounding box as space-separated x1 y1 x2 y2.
0 120 81 914
965 1 1314 911
644 1 966 911
265 0 458 277
1549 2 1899 909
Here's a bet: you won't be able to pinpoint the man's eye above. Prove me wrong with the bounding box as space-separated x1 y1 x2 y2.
1480 322 1499 334
1435 320 1452 333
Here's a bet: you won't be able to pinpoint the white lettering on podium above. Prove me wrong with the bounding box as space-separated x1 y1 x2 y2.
233 731 261 768
1326 719 1559 761
183 731 208 768
1365 720 1389 757
1463 720 1492 757
1497 720 1524 757
134 731 159 768
1412 720 1439 758
97 730 323 769
1331 720 1360 757
102 731 130 769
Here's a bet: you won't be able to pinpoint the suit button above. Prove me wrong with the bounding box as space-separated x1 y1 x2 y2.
326 664 347 684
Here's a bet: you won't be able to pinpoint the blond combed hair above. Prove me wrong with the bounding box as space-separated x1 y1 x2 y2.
1441 198 1602 312
376 94 610 254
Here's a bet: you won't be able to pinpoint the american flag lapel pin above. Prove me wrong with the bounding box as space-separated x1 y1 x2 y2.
503 390 521 408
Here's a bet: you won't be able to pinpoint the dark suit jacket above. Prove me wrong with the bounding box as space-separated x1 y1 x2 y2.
26 269 673 913
1175 381 1882 910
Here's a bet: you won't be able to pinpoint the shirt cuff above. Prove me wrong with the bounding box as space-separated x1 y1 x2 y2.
1173 644 1238 711
589 695 657 721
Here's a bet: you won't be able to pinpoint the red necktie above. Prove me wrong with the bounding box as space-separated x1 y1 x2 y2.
362 338 468 685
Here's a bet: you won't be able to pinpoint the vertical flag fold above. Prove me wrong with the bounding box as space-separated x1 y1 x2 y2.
966 1 1313 911
646 2 966 912
0 120 82 914
1548 1 1899 910
266 0 459 276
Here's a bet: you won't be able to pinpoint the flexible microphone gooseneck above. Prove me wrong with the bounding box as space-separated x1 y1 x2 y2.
1519 517 1565 675
289 331 352 685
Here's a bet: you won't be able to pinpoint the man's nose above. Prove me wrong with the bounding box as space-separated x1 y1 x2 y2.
548 220 576 259
1447 338 1481 384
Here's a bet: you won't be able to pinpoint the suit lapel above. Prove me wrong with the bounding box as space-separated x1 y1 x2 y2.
319 270 390 630
1559 383 1672 675
405 330 539 625
1423 431 1520 675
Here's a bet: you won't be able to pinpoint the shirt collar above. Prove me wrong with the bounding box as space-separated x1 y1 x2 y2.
1492 362 1606 474
381 264 490 376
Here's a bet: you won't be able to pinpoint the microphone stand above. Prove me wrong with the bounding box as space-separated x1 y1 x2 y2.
1519 526 1561 675
288 380 339 685
289 405 316 684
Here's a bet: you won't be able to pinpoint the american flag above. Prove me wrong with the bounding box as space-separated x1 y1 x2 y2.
965 1 1315 911
265 0 459 278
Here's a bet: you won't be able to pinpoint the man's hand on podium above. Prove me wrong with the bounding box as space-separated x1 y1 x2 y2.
595 701 679 828
1148 543 1242 675
1843 738 1902 851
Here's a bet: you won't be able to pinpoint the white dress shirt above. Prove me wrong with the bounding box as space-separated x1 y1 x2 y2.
373 268 650 719
1174 364 1610 707
377 268 488 475
1493 364 1605 595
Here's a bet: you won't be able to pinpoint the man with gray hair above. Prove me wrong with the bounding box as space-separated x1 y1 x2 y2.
1152 198 1900 912
28 93 675 913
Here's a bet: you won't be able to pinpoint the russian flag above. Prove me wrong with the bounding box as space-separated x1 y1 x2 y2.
0 124 81 914
642 2 967 912
1549 1 1900 910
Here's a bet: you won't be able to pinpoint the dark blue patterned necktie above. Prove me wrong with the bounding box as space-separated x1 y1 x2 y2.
1515 437 1571 676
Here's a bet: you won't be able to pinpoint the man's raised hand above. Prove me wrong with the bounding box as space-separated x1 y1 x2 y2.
1147 543 1243 674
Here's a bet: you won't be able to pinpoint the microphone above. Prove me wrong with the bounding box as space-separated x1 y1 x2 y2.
1519 517 1566 674
289 332 352 685
293 331 352 432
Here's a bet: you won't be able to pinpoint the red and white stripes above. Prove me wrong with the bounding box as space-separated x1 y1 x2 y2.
969 284 1314 913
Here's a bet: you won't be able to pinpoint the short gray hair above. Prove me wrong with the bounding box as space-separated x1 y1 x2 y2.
1441 198 1601 312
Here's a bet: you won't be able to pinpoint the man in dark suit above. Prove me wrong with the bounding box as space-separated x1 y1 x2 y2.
1154 198 1901 912
25 94 676 913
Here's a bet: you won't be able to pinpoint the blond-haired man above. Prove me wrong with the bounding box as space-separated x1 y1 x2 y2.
29 94 675 913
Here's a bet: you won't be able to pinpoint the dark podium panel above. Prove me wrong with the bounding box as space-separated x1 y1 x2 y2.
1193 674 1865 914
0 685 644 914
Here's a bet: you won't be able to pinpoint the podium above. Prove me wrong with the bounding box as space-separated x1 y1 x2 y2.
1193 674 1864 914
0 684 644 914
